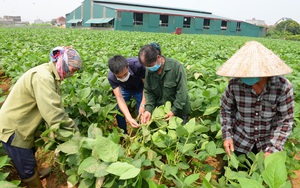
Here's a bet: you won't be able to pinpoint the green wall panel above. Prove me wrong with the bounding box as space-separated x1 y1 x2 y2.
195 18 204 30
121 12 133 26
148 14 159 28
93 4 103 18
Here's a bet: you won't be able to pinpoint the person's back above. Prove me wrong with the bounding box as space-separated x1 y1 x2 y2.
0 62 62 147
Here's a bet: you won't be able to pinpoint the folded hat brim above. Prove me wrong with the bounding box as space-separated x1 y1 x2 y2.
216 41 293 77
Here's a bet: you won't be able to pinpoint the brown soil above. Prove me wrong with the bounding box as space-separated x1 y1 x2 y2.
6 148 69 188
0 71 11 105
1 71 300 187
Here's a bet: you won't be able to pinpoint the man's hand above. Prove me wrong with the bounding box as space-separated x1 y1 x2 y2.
223 138 234 157
139 104 145 116
165 111 174 121
264 152 271 157
141 111 151 124
128 117 140 128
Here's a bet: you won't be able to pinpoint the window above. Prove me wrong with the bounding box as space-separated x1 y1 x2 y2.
203 19 210 29
91 23 102 27
91 19 114 28
133 13 143 25
183 17 191 28
236 22 241 31
71 21 82 27
221 20 227 30
160 15 169 27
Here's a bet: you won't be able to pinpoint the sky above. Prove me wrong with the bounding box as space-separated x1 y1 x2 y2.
0 0 299 25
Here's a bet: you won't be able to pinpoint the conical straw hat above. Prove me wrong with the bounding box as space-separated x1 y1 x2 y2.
216 41 293 77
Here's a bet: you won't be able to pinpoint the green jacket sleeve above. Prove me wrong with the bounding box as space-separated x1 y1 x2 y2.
171 64 189 115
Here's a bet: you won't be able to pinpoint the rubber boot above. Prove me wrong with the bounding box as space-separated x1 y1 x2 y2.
39 167 52 179
22 169 43 188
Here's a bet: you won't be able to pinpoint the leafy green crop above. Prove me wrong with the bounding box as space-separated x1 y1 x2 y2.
1 27 300 187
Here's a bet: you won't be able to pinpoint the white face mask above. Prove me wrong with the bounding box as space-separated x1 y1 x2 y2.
116 72 130 82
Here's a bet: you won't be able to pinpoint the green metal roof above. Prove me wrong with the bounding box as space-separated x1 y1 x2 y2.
94 1 239 21
85 17 114 23
67 19 82 23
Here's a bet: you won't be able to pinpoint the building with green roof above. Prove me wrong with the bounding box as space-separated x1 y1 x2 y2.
66 0 266 37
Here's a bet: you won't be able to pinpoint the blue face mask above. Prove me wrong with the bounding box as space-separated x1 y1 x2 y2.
148 62 161 72
241 77 260 86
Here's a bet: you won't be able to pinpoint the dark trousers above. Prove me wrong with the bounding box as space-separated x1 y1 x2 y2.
1 134 36 179
181 115 189 124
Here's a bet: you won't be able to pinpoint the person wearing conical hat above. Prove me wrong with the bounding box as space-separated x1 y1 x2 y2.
217 41 294 158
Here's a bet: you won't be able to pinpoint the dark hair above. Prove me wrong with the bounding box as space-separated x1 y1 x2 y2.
108 55 128 74
138 42 162 66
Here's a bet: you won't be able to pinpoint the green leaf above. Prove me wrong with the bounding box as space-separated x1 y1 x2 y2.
202 177 213 188
93 136 119 162
78 178 94 188
81 138 96 150
203 105 219 116
94 162 110 177
140 169 155 179
176 125 189 137
0 172 9 181
148 179 158 188
164 164 178 177
262 151 287 188
0 181 19 188
165 149 175 163
152 106 165 120
0 155 9 168
87 123 102 138
164 101 171 113
152 132 167 148
78 157 99 174
90 104 101 113
78 87 91 99
106 162 140 179
229 154 239 169
205 141 216 156
184 118 196 134
168 116 181 129
67 175 78 187
238 177 265 188
184 173 199 185
58 129 73 138
57 139 80 155
178 143 196 154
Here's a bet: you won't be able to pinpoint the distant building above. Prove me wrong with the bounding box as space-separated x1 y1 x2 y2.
34 19 44 24
0 15 29 26
56 16 66 26
65 0 266 37
3 15 21 22
245 18 266 26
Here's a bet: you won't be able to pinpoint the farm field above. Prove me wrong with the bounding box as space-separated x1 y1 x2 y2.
1 27 300 187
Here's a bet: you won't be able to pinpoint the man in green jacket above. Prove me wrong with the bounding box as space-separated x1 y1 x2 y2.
0 47 82 187
138 43 190 124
